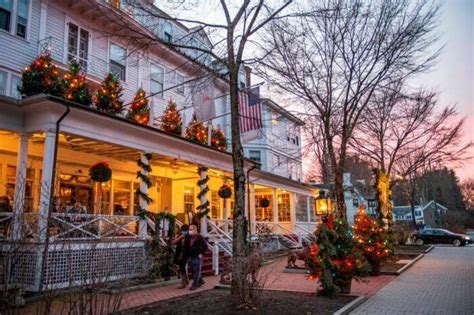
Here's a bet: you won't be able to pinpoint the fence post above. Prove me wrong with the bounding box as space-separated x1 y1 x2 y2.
213 244 219 275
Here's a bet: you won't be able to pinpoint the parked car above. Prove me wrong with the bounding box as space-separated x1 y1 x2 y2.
413 228 472 247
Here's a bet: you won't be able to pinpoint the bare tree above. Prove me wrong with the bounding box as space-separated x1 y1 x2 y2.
352 87 470 180
460 178 474 211
87 0 292 304
257 0 441 218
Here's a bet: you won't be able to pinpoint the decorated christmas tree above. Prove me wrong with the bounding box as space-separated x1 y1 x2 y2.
353 206 393 275
185 113 208 145
62 61 92 106
211 127 227 151
93 73 123 114
127 88 150 125
18 52 64 98
308 215 370 297
160 98 182 135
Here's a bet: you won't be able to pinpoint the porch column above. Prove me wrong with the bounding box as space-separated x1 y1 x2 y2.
272 188 279 234
12 133 29 240
249 184 256 235
292 193 301 246
198 166 208 236
38 130 56 242
138 153 151 239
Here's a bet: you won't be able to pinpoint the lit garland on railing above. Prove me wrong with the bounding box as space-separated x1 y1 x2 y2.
196 166 210 219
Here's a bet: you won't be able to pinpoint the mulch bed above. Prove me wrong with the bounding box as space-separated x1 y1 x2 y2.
118 289 355 315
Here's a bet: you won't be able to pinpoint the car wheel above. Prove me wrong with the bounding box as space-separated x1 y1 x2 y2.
415 238 424 246
452 239 461 247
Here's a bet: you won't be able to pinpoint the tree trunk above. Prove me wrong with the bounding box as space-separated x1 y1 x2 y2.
334 168 347 220
228 62 248 297
410 185 417 230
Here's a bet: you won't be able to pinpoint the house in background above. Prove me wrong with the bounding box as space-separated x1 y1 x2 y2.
242 98 304 182
343 173 377 226
393 200 448 228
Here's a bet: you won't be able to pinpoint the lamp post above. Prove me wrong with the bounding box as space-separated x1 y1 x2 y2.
315 190 334 217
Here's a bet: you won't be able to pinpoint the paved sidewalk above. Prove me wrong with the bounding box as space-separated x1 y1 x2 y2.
350 246 474 315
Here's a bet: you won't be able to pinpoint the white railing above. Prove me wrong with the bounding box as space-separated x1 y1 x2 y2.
206 218 233 256
293 224 315 244
49 213 142 241
254 221 306 248
210 219 233 234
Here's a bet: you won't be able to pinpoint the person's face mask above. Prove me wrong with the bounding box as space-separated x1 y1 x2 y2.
182 231 188 236
188 230 194 236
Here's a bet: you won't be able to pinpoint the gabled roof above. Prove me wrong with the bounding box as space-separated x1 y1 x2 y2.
393 200 448 216
260 98 305 126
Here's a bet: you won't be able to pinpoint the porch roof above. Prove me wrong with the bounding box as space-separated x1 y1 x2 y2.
0 95 316 196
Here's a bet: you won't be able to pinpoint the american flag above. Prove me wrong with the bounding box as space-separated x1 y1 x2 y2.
238 86 262 133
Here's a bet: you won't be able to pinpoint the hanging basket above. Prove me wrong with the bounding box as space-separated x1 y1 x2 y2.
259 197 270 208
89 161 112 182
218 185 232 199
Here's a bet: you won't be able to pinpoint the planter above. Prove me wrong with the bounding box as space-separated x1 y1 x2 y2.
370 261 381 276
335 278 352 294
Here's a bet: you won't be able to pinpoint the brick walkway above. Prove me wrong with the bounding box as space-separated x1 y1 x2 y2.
117 257 394 311
350 246 474 315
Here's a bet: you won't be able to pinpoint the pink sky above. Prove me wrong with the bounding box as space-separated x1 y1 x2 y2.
420 0 473 180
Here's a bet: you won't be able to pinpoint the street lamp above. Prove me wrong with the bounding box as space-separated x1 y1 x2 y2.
315 190 333 216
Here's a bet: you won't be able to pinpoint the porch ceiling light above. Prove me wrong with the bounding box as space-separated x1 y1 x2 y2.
315 190 333 216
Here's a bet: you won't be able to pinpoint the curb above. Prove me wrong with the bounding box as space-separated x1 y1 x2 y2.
283 267 310 274
380 253 425 276
333 295 367 315
395 253 424 274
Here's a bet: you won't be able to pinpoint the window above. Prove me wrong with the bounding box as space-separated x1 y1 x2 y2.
255 194 273 221
278 193 291 221
113 180 131 215
295 195 308 222
176 73 184 94
309 197 316 222
353 197 359 207
109 43 126 81
249 150 261 163
406 215 412 220
415 210 422 216
15 0 27 38
67 23 89 70
7 165 35 212
163 22 172 43
211 191 220 219
271 112 278 125
183 187 194 223
0 0 12 32
0 70 6 95
10 74 20 99
150 64 164 97
273 154 280 166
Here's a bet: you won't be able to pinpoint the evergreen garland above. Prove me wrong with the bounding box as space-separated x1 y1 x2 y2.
135 153 153 218
149 212 177 280
196 166 210 219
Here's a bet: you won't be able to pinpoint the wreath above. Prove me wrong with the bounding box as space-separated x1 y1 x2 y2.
89 161 112 182
259 197 270 208
218 185 232 199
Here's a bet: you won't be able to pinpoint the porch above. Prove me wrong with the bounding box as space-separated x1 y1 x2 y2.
0 95 319 291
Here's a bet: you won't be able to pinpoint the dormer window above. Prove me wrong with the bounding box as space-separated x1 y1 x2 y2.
163 22 172 43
